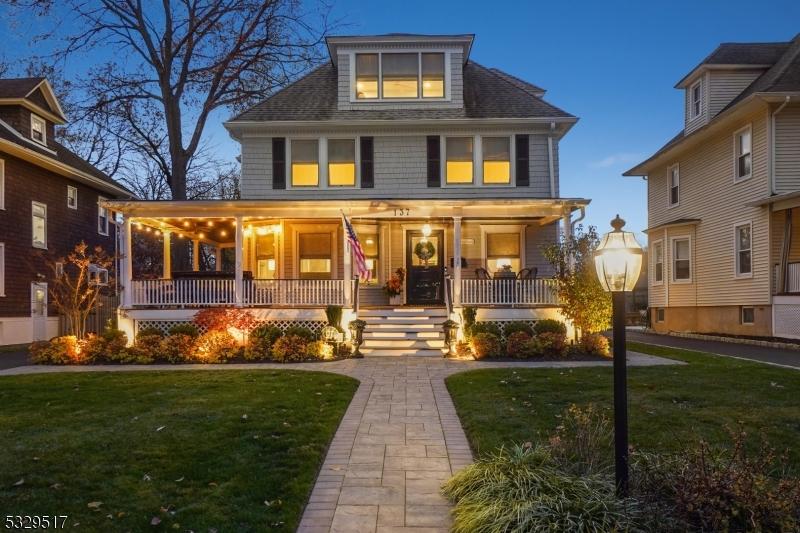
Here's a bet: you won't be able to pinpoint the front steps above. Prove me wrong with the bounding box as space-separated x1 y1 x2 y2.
359 307 449 357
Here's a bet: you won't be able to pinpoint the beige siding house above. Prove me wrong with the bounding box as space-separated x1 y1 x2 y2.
626 35 800 338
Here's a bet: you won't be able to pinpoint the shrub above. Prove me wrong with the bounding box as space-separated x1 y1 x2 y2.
536 331 568 357
30 336 85 364
533 318 567 336
126 332 161 364
305 340 333 360
461 306 477 339
471 322 502 338
470 332 502 360
80 328 129 363
505 331 532 358
244 324 283 361
455 341 473 359
503 321 534 338
271 334 309 363
159 334 195 363
548 404 613 476
325 305 343 331
284 325 316 341
79 334 106 363
136 327 164 338
579 332 610 357
192 330 239 363
442 443 642 533
167 323 199 338
193 307 256 335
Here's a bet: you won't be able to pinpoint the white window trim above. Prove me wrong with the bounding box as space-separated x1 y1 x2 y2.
733 124 753 183
479 224 526 272
740 306 755 325
0 158 5 210
652 239 664 286
442 135 516 187
670 235 692 284
734 221 753 279
98 196 109 236
292 225 339 279
287 136 361 190
30 114 47 145
32 201 47 249
349 49 452 103
689 79 703 120
67 185 78 210
667 163 680 208
0 242 5 297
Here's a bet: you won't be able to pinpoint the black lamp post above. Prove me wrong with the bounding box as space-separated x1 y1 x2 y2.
593 215 643 498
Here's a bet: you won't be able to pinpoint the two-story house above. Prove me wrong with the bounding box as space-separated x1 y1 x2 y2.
0 77 131 345
109 34 589 355
625 35 800 339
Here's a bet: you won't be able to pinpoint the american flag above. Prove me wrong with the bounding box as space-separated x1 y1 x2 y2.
342 212 371 281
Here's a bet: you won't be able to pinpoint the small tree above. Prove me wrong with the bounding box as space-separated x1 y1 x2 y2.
47 242 115 339
542 225 611 335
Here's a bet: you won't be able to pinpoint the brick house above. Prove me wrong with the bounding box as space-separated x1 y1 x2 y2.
0 77 132 345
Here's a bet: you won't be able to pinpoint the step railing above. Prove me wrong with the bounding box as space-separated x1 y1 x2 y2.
460 278 559 306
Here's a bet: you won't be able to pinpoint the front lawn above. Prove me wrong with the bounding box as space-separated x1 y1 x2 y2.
0 370 358 531
446 342 800 468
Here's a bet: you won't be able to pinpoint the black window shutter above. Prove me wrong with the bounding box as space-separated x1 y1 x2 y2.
272 137 286 189
515 134 529 187
426 135 441 187
360 137 374 188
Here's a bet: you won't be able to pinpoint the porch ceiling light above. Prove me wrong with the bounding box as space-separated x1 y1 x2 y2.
421 223 432 237
594 215 643 292
271 224 281 234
256 226 269 236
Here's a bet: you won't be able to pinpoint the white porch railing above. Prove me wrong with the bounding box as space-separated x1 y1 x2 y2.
460 278 559 306
131 279 236 307
788 263 800 293
244 279 347 306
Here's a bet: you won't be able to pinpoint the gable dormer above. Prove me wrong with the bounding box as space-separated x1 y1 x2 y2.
0 77 66 150
326 34 473 111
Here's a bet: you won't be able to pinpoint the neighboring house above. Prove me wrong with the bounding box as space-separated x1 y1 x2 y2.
625 35 800 339
110 34 589 355
0 77 131 345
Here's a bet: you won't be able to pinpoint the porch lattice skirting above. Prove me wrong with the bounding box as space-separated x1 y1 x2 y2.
134 319 327 337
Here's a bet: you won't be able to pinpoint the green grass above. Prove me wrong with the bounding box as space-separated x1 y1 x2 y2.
0 370 358 531
446 342 800 467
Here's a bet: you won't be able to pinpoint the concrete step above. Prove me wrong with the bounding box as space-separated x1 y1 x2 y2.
359 307 448 317
362 317 444 325
362 339 447 349
360 347 446 357
364 330 444 340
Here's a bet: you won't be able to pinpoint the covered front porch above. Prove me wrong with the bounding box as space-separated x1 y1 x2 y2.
771 203 800 338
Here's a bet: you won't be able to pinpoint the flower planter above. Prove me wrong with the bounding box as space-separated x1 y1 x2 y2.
389 294 402 306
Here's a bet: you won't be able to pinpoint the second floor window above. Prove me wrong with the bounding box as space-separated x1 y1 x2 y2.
668 164 680 206
482 137 511 184
672 237 691 282
653 240 664 283
291 139 319 187
67 186 78 209
690 80 702 119
98 197 109 235
446 137 473 184
328 139 356 187
355 52 445 100
31 114 46 144
32 201 47 248
735 126 752 181
355 54 379 99
383 53 418 98
735 223 752 276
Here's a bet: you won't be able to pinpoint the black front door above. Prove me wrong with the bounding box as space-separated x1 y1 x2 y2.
406 230 445 305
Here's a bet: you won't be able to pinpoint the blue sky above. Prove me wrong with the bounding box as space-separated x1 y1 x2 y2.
6 1 800 242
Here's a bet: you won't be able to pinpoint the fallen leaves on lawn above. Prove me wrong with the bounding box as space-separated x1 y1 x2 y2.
50 483 62 490
87 501 103 510
156 426 166 432
174 476 184 482
241 414 248 420
12 478 24 487
264 499 282 507
150 516 161 526
143 473 151 481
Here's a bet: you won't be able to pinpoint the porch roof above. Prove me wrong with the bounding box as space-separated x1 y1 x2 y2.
104 197 590 223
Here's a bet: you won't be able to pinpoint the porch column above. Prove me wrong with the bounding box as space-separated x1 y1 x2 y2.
121 216 133 308
453 216 462 307
234 216 244 306
162 230 172 279
215 247 222 272
192 239 200 271
343 223 353 306
562 209 574 269
779 208 793 293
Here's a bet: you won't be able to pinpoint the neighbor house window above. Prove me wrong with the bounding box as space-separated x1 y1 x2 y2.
656 308 665 322
31 114 46 144
67 185 78 209
672 237 691 282
690 80 702 119
653 240 664 284
735 126 752 181
32 201 47 248
291 139 319 187
0 242 5 296
0 158 4 210
482 137 511 184
668 164 680 206
422 53 445 98
382 53 419 98
98 197 109 235
298 232 332 279
741 306 755 325
361 231 379 284
735 222 752 277
355 53 379 99
328 139 356 186
486 232 521 274
446 137 473 184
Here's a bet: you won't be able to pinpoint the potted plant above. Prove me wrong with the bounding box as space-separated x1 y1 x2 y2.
384 268 405 306
442 319 460 357
348 319 366 358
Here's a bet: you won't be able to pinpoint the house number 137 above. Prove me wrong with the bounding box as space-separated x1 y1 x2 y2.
394 208 410 216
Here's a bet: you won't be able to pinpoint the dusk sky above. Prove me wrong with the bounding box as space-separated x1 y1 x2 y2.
5 0 800 242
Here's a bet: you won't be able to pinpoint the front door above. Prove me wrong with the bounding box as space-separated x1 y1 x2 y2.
31 282 48 341
406 230 444 305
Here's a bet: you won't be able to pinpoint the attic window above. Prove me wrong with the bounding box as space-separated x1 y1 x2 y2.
689 80 702 119
31 114 46 144
354 52 445 100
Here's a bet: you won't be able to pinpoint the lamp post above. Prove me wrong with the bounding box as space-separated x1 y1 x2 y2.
593 215 643 498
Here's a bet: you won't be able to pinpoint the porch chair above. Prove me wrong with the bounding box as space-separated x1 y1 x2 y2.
475 267 491 280
516 267 538 280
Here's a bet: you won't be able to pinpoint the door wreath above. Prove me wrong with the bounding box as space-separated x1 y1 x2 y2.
414 240 436 264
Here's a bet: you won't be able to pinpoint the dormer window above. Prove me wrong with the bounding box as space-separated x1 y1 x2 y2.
31 114 46 144
689 80 702 119
354 52 446 100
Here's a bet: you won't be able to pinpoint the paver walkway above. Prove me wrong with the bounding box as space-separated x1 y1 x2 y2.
0 352 678 532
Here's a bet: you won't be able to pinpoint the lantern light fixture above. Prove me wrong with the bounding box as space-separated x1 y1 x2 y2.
594 215 643 293
421 223 432 238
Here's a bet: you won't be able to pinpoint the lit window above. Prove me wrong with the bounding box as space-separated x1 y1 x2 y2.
486 232 521 274
482 137 511 184
67 185 78 209
299 233 332 279
446 137 473 184
256 231 276 279
421 53 445 98
361 231 379 284
735 127 752 181
32 201 47 248
355 54 379 99
735 223 752 276
741 307 755 325
382 53 419 98
31 114 46 144
291 139 319 187
653 241 664 283
668 164 679 206
98 197 109 235
672 238 691 281
690 80 702 119
328 139 356 186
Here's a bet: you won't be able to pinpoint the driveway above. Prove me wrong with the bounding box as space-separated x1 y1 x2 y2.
628 330 800 369
0 348 30 370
